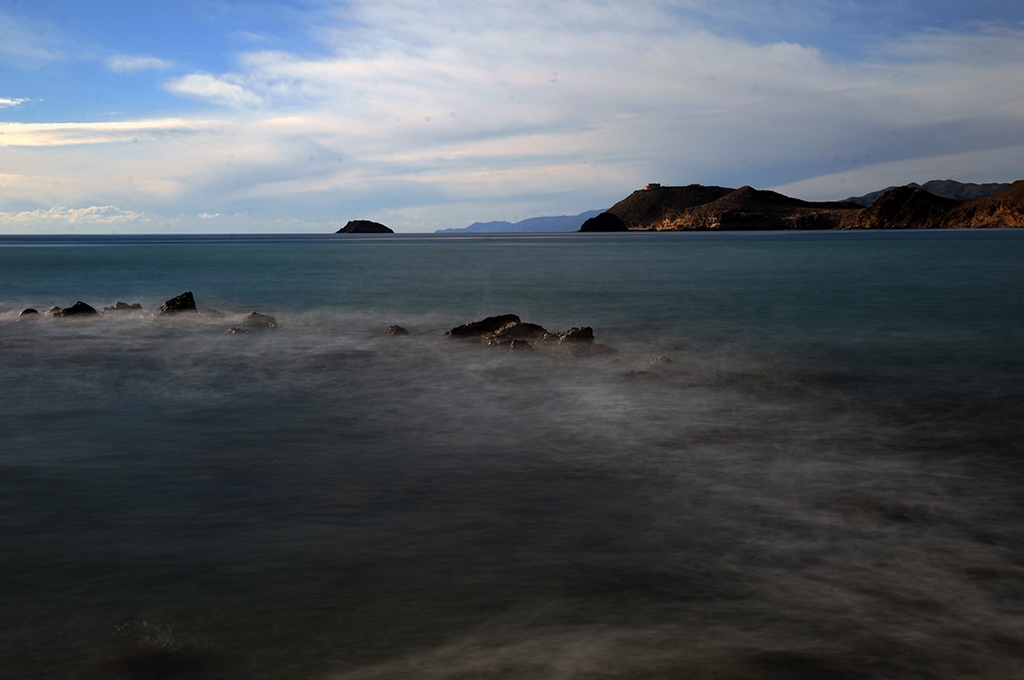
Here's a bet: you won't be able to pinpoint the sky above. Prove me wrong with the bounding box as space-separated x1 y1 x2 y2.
1 0 1023 233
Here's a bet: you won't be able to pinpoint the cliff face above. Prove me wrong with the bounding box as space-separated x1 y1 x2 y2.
851 181 1024 229
607 184 734 229
607 184 861 231
851 187 960 229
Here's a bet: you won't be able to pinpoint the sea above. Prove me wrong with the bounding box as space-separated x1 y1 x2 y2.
1 230 1023 679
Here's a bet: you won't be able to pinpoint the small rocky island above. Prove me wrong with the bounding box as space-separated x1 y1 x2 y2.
335 220 394 234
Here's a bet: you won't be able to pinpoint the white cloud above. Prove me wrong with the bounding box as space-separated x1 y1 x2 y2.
0 205 147 227
0 118 223 147
164 73 262 106
5 1 1024 232
0 97 28 108
106 55 173 72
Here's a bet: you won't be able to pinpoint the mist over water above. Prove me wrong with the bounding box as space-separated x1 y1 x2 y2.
2 232 1023 679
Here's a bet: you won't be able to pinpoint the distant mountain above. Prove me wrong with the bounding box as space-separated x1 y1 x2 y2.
435 210 603 234
852 180 1024 229
605 184 861 231
845 180 1011 207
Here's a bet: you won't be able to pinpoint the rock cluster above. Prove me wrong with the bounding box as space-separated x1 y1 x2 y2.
444 314 615 354
15 291 279 334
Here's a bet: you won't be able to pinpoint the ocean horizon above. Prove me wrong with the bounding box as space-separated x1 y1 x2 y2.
3 229 1023 679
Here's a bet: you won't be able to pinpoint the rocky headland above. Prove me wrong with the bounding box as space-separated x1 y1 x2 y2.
587 180 1024 231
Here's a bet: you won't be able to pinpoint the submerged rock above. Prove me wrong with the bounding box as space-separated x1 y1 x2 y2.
157 292 197 315
444 314 521 339
54 301 98 317
226 326 249 334
242 312 278 329
104 302 143 312
385 325 410 335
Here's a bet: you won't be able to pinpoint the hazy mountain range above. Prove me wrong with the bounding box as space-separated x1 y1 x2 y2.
435 210 603 234
843 180 1012 207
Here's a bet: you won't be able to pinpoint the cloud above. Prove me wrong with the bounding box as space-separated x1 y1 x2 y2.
5 1 1024 232
0 97 28 109
106 55 173 73
0 205 147 227
0 118 223 147
0 13 58 64
163 73 262 106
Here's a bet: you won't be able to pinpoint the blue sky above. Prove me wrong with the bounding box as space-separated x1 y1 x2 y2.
2 0 1023 233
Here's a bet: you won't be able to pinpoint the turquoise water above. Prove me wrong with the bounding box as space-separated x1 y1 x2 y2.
2 231 1023 678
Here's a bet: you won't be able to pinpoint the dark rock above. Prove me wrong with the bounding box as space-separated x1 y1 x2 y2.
19 308 39 317
336 220 394 234
625 370 659 380
54 301 98 317
45 307 62 315
579 212 628 232
651 355 674 365
104 302 143 312
242 312 278 329
157 291 197 315
385 325 410 335
482 320 549 344
226 327 249 334
557 326 594 344
444 314 521 339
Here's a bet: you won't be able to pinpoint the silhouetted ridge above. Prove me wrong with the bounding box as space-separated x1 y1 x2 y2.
855 187 960 229
846 179 1012 206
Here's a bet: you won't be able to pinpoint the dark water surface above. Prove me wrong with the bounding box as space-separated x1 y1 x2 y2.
2 231 1023 679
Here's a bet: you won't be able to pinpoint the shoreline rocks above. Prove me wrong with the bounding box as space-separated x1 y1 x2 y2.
104 302 143 312
54 301 98 317
242 312 278 329
157 291 197 315
445 315 618 355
